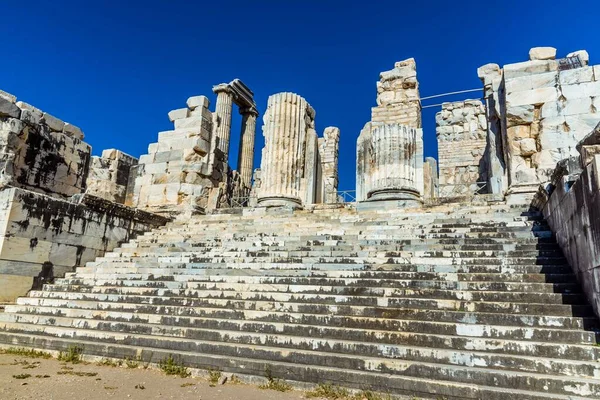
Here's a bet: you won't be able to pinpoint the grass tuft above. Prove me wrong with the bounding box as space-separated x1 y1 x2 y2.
258 365 292 392
13 374 32 380
208 368 221 386
58 345 83 364
1 347 52 359
306 383 350 399
158 355 190 378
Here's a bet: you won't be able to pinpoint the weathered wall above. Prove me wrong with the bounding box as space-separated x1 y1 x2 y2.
0 91 90 198
87 149 138 204
533 154 600 320
0 187 169 302
126 95 217 215
436 100 488 197
372 58 421 128
500 48 600 199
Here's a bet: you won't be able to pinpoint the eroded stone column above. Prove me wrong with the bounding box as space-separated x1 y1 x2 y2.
358 123 422 204
212 84 234 162
237 107 258 190
257 92 315 207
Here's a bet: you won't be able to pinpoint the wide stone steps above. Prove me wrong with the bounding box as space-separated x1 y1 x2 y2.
0 332 587 400
43 279 580 294
0 324 598 399
1 204 599 398
1 314 599 379
7 299 594 330
2 307 599 361
18 288 591 318
55 271 578 285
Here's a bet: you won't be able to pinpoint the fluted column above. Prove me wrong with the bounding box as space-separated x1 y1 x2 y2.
237 107 258 190
360 123 422 203
212 84 235 162
257 92 313 207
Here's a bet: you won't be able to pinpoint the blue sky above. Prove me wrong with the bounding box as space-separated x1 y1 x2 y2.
1 1 599 191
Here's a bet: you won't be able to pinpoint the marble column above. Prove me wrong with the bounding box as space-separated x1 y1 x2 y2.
212 84 235 163
257 92 314 207
357 123 422 205
237 107 258 190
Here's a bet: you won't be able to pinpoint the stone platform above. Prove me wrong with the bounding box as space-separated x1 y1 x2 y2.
0 202 599 399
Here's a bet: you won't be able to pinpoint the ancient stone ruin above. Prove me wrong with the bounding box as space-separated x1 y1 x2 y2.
1 46 600 399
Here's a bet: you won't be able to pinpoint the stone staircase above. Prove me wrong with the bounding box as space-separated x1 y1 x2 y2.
1 203 599 399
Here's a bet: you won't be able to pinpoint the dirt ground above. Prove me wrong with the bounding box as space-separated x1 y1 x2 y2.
0 353 309 400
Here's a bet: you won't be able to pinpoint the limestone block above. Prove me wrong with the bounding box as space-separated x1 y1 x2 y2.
154 149 183 163
0 97 21 118
567 50 590 65
186 96 210 110
520 138 537 156
565 115 600 140
559 66 594 85
143 162 168 174
63 123 84 140
541 101 562 119
168 108 189 122
0 236 53 264
139 154 154 164
561 81 600 99
0 118 25 135
541 116 568 132
529 47 557 61
507 125 531 140
19 108 42 125
539 130 575 150
477 63 501 81
506 104 535 127
595 66 600 81
579 145 600 167
0 90 17 103
561 98 594 116
41 112 65 132
506 87 558 107
503 60 558 79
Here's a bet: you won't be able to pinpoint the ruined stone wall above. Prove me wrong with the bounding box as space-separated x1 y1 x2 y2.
500 48 600 199
0 90 90 198
126 96 216 215
371 58 421 128
86 149 138 204
0 187 168 302
436 100 488 197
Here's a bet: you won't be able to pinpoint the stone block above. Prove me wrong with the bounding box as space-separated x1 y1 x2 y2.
562 98 594 116
529 47 557 61
186 96 210 110
561 81 600 100
506 87 558 107
507 125 531 140
0 97 21 118
41 112 65 132
504 60 558 79
63 123 84 140
139 154 154 164
477 63 501 81
19 108 42 125
539 129 575 150
0 90 16 103
559 66 594 86
506 104 535 127
153 149 183 163
168 108 189 122
541 101 562 119
520 138 537 156
565 115 600 140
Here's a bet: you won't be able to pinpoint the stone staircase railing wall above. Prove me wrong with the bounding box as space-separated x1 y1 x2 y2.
533 122 600 317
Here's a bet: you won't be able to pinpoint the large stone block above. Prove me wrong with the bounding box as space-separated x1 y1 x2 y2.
506 87 558 107
41 112 65 132
529 47 557 61
0 97 21 118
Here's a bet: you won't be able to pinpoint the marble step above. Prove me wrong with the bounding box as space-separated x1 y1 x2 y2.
20 290 592 317
43 280 582 295
0 332 584 400
1 314 598 378
3 308 598 361
0 326 597 398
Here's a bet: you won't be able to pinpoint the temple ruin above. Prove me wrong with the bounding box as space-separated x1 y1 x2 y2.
1 46 600 399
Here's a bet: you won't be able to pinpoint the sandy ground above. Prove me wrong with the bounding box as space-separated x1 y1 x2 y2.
0 353 309 400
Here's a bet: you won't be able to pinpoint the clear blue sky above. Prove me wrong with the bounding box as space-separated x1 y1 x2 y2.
1 1 598 191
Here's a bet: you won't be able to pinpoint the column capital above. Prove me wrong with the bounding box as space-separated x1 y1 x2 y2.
239 106 259 117
212 83 235 97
